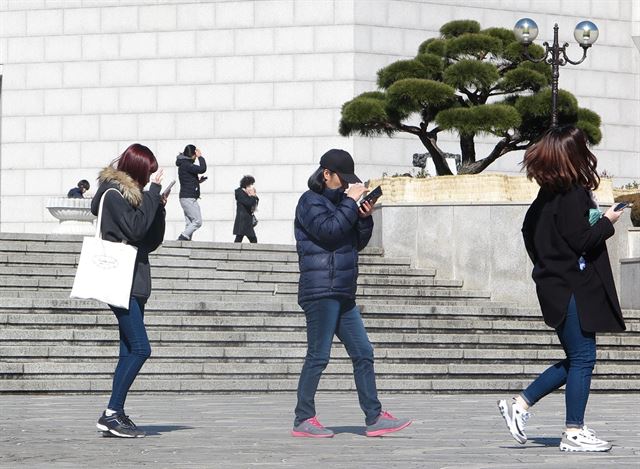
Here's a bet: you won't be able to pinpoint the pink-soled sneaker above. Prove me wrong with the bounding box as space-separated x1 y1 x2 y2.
291 417 335 438
365 411 412 437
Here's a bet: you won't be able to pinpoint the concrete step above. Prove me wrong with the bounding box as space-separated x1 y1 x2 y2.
0 234 385 256
5 312 638 335
2 361 638 378
0 273 462 290
1 378 637 393
0 263 440 279
3 345 640 361
2 295 640 320
0 290 494 306
0 328 636 348
0 265 456 287
0 251 410 268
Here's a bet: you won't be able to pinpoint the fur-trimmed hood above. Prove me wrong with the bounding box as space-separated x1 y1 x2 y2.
96 166 143 208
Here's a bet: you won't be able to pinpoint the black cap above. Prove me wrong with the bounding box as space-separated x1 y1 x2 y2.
319 149 361 184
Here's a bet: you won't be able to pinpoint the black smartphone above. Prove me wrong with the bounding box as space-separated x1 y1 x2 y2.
614 202 631 211
360 186 383 208
162 180 176 198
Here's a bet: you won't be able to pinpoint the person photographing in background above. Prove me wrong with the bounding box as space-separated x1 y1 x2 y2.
291 149 411 438
233 175 259 243
68 180 90 198
176 144 207 241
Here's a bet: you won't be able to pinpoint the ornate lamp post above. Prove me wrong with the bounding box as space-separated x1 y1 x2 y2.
513 18 599 127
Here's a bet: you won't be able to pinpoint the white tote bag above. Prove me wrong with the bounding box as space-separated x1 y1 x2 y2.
70 188 138 309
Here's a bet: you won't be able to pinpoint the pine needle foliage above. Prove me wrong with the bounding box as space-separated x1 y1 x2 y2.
339 19 602 175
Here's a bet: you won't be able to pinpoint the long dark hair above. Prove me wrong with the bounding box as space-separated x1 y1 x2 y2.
522 125 599 193
183 144 197 158
115 144 158 188
308 167 327 193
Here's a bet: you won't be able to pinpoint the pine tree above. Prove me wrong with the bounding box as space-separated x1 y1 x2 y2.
339 20 602 175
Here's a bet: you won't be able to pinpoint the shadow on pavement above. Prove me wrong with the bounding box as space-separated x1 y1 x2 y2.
500 436 561 449
327 426 365 436
140 425 194 436
528 436 561 447
100 425 194 437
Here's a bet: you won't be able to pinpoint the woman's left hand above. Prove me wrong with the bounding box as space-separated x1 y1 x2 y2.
160 194 168 206
358 200 375 218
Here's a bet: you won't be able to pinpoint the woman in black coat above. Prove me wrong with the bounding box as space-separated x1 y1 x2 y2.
91 144 166 438
233 175 259 243
497 126 626 453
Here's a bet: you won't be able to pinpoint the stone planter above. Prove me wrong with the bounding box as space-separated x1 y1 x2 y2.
46 197 96 235
367 175 625 305
368 174 614 205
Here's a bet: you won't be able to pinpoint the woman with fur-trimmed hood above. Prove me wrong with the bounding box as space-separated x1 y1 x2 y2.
91 143 166 438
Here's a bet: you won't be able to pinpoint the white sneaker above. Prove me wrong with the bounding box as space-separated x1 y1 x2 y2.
497 399 531 444
560 427 612 452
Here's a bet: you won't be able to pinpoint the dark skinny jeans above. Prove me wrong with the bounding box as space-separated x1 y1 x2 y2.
521 295 596 428
107 297 152 413
294 297 382 426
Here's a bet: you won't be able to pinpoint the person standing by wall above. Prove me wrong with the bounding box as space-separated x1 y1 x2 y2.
233 175 259 243
176 144 207 241
497 126 626 452
91 144 167 438
291 149 411 438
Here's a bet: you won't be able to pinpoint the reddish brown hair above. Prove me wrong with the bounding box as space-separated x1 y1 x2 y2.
522 126 599 193
114 144 158 188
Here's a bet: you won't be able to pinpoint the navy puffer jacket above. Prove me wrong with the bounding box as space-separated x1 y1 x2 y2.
295 187 374 304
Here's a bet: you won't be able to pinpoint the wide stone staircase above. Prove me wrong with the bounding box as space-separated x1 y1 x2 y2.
0 233 638 394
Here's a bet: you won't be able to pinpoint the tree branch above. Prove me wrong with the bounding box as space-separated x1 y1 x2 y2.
418 131 454 176
457 138 510 174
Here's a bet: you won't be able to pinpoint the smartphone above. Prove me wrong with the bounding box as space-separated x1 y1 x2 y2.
162 180 176 198
614 202 632 212
360 186 383 208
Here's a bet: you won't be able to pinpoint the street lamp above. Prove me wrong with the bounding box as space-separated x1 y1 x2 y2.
513 18 599 127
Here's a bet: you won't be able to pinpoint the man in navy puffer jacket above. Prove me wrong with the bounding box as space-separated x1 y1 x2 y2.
291 149 412 439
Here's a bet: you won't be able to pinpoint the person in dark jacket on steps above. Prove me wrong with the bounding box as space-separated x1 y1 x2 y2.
91 143 167 439
176 144 207 241
497 126 626 453
67 179 90 198
233 175 259 243
290 149 411 439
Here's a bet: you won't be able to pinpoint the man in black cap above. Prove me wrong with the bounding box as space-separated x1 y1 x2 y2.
290 149 412 439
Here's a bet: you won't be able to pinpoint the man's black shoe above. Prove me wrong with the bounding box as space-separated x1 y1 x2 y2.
177 234 190 241
96 411 146 438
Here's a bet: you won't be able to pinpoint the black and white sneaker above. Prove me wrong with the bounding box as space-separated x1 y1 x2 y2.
497 399 530 444
559 427 612 452
96 411 146 438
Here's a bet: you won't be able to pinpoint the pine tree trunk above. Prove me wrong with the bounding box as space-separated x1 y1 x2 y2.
418 133 454 176
460 133 476 167
458 139 511 174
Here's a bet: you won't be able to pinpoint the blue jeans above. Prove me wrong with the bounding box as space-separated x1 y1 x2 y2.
521 295 596 428
108 297 152 412
294 298 382 426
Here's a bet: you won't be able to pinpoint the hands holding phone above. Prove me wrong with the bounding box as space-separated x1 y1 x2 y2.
604 202 630 224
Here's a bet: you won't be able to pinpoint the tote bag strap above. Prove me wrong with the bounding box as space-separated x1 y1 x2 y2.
95 187 124 240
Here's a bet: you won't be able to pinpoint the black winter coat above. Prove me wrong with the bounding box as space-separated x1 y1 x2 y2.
294 187 373 304
233 188 259 237
91 167 166 302
67 187 84 198
522 185 625 332
176 154 207 199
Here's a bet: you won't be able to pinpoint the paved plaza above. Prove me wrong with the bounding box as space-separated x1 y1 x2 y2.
0 392 638 468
